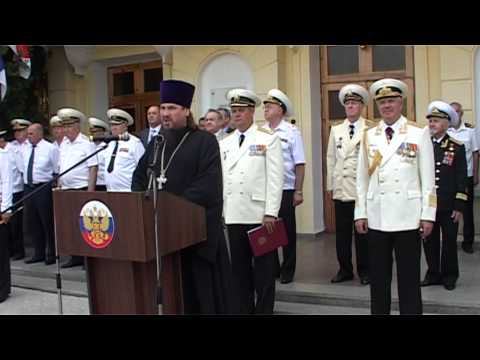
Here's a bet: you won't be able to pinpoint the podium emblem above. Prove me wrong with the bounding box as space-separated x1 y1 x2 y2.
79 200 115 249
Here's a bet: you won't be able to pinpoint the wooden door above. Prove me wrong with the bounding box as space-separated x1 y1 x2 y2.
108 60 163 135
320 45 415 232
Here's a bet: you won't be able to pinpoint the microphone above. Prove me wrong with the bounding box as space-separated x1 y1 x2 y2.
89 133 130 142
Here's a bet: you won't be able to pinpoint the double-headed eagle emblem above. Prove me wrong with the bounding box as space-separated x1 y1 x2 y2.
82 206 110 245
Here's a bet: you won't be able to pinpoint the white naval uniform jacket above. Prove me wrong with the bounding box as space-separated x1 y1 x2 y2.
326 117 374 201
354 116 436 232
220 124 284 224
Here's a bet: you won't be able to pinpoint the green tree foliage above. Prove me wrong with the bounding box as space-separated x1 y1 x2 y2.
0 46 48 138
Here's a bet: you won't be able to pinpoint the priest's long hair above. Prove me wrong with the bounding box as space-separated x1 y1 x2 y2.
186 111 198 130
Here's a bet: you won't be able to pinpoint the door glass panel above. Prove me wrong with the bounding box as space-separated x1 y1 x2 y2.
372 46 405 72
113 72 135 96
327 46 359 75
328 90 345 120
144 68 163 92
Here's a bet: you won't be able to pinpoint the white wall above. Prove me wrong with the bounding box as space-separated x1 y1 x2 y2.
198 53 254 116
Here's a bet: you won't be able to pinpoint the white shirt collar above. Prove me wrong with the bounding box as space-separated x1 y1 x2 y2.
433 135 445 143
237 123 257 138
383 116 405 133
346 118 360 132
266 118 288 132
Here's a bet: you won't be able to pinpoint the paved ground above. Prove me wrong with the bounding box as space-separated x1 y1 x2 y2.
5 226 480 314
0 288 89 315
1 288 379 315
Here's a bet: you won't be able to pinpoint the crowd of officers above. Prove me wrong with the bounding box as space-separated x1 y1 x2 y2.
0 82 306 312
327 79 478 315
0 76 477 315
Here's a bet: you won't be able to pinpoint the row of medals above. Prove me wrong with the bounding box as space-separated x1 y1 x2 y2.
397 143 417 158
442 142 455 165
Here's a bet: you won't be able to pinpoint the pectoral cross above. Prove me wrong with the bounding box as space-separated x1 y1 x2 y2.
157 173 168 190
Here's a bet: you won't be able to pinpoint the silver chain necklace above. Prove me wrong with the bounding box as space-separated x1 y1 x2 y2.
157 131 191 189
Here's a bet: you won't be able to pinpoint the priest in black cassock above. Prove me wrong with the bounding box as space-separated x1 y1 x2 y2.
131 80 236 314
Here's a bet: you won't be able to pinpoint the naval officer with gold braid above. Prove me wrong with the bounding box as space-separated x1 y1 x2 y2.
354 78 436 315
421 101 467 291
326 84 374 286
220 88 284 314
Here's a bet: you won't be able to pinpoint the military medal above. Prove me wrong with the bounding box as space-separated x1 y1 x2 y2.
442 151 454 166
158 131 191 190
249 144 267 156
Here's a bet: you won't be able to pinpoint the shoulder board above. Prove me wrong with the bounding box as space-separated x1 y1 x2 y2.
449 137 464 146
465 123 473 128
407 120 422 129
258 127 274 135
365 119 376 127
330 120 344 128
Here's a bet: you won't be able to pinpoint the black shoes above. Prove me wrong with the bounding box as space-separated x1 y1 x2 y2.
11 253 25 261
420 276 442 287
461 243 474 254
331 272 354 283
61 258 84 268
0 294 9 303
25 256 45 264
45 257 56 265
360 275 370 285
444 282 456 291
280 276 293 284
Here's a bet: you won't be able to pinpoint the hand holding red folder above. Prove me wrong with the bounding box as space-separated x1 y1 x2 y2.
263 215 277 234
247 218 288 257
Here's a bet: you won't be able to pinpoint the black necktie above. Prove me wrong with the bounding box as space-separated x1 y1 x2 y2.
27 144 36 186
349 124 355 139
385 127 394 142
107 141 119 173
239 134 245 147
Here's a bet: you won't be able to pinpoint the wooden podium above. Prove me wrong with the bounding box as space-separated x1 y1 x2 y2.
53 190 206 315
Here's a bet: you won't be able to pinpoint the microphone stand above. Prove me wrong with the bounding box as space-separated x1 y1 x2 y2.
1 142 110 315
145 134 164 310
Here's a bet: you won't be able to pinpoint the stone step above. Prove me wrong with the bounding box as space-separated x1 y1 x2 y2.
276 282 480 315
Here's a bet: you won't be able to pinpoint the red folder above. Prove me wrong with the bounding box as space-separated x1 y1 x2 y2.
247 219 288 257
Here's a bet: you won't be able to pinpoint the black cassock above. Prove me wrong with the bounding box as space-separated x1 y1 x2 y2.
132 126 236 314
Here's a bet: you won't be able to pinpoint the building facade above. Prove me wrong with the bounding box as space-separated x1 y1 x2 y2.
46 45 480 234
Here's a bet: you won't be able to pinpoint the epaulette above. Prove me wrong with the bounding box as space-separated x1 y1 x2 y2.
407 120 422 128
258 127 274 135
365 119 377 130
330 120 344 128
465 122 473 128
449 137 464 146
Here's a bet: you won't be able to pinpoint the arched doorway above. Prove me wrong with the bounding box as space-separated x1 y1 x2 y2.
198 52 254 116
